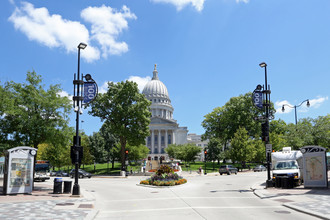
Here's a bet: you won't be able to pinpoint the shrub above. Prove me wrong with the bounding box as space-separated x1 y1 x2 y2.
139 165 187 186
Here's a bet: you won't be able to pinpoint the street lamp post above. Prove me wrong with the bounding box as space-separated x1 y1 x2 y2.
259 62 273 188
72 42 87 196
282 100 310 125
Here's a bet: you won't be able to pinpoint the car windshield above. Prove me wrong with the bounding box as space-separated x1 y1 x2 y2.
274 161 298 170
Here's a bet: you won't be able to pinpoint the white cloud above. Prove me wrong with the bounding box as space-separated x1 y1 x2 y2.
98 76 151 94
8 2 136 62
81 5 137 58
127 76 151 92
151 0 205 12
57 90 73 104
309 96 329 110
275 96 328 114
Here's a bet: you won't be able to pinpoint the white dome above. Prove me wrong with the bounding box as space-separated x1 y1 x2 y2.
142 65 170 99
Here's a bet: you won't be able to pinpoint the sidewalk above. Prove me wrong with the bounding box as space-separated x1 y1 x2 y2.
251 181 330 219
0 180 97 220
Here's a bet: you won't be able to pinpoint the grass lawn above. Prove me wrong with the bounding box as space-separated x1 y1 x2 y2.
55 161 258 175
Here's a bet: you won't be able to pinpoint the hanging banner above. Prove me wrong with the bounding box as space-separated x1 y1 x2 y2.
253 91 263 109
83 82 98 104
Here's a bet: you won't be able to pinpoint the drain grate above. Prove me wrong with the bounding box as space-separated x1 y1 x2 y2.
274 210 291 214
56 203 75 206
78 204 94 209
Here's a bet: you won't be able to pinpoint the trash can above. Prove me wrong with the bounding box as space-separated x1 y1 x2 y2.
275 176 282 188
63 181 72 194
53 178 63 194
281 176 294 189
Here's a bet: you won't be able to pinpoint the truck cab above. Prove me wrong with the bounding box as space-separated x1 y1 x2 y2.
271 147 303 186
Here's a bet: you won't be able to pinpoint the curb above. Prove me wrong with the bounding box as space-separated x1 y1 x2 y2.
283 203 329 220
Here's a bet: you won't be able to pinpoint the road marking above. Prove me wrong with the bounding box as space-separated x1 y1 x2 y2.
100 206 284 213
100 196 258 202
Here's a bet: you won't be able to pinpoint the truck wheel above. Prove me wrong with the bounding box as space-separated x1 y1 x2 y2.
220 173 223 175
227 172 231 175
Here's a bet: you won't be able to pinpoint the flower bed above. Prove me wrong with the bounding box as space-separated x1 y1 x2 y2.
140 165 187 186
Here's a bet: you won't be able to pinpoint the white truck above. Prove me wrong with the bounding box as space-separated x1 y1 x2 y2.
271 147 303 186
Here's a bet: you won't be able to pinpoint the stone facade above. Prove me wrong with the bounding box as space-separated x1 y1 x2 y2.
142 65 188 161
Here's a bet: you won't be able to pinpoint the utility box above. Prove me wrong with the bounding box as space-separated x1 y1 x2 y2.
3 146 37 195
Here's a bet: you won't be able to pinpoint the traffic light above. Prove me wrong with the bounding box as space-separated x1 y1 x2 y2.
70 146 83 164
125 150 129 160
204 149 207 161
261 121 269 142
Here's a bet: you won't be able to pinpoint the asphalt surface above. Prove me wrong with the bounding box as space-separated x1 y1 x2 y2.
0 172 330 219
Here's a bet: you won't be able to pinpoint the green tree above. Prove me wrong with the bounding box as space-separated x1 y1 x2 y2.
228 127 255 168
206 138 224 169
89 81 151 170
165 144 201 166
202 93 268 147
0 71 71 149
125 143 149 164
89 132 106 163
100 122 118 169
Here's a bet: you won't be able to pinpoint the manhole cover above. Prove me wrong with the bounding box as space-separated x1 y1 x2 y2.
274 199 294 203
274 210 291 214
56 203 75 206
151 191 159 193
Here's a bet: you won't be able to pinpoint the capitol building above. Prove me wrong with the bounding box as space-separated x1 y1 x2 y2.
142 65 208 161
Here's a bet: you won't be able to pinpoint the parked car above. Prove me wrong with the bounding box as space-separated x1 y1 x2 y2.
55 170 69 177
50 170 57 177
219 165 238 175
253 165 266 172
70 169 92 178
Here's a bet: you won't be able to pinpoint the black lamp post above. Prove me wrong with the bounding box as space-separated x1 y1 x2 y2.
282 100 310 125
259 62 273 188
72 42 87 196
204 149 207 175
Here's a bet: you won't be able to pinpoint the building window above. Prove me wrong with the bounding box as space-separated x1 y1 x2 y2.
154 148 158 154
161 148 165 154
149 148 151 154
147 136 151 146
168 135 171 145
155 135 158 145
161 136 165 145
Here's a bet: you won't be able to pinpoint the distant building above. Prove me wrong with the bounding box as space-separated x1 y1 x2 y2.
142 65 188 161
187 133 209 161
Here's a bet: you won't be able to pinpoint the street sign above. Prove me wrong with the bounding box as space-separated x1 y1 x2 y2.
253 91 263 109
266 144 272 153
83 82 97 104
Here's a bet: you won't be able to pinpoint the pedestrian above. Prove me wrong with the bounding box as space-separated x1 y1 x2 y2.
143 165 146 173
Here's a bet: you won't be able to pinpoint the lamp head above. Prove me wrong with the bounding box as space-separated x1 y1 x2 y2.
307 100 310 107
281 105 285 112
256 84 262 91
84 74 92 81
259 62 267 68
78 42 87 50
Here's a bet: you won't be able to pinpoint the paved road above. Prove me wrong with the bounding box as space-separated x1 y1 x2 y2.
79 172 318 220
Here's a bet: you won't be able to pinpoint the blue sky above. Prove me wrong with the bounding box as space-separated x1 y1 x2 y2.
1 0 329 136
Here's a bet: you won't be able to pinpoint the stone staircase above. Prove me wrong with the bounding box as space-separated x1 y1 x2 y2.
146 160 159 171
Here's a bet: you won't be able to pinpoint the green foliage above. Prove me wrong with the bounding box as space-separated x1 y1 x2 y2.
0 71 71 149
88 80 151 170
165 143 201 164
156 164 174 175
228 127 255 164
202 93 268 144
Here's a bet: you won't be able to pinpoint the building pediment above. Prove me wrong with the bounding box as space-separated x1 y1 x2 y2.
150 117 177 126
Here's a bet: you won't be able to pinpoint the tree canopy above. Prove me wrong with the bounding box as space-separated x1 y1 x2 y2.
88 80 151 170
0 71 71 150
